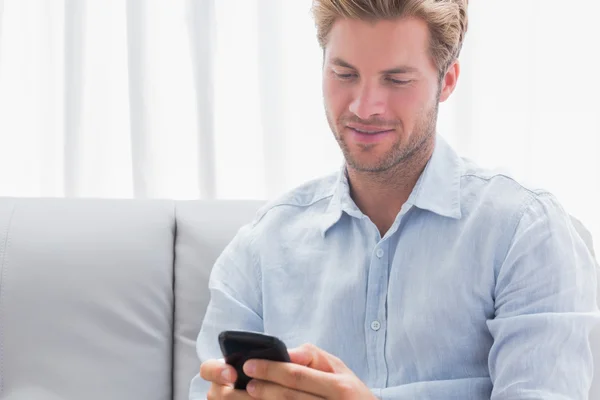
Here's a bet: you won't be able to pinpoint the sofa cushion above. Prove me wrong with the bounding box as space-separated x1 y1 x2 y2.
0 198 175 400
174 200 261 400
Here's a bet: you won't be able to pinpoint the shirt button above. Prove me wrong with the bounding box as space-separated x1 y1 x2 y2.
371 321 381 331
375 248 384 258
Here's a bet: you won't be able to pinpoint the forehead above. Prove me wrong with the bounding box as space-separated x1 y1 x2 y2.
325 17 433 70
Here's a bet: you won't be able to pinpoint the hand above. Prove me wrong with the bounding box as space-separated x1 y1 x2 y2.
200 358 251 399
242 343 376 400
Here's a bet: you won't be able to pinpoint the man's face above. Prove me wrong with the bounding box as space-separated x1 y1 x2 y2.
323 17 455 173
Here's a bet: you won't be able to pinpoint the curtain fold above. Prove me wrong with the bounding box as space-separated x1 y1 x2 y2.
186 0 216 199
63 0 86 197
0 0 4 65
125 0 150 199
256 0 286 199
0 0 598 253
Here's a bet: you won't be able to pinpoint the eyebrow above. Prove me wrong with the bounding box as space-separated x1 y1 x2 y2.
331 57 419 74
381 66 419 74
331 57 356 69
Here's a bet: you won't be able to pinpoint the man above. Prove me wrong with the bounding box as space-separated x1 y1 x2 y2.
190 0 600 398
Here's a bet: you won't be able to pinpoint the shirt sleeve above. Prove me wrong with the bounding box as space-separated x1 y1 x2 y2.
188 223 264 399
487 193 600 399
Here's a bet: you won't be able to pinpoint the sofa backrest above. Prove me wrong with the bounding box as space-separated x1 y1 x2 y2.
0 198 176 400
173 200 262 400
0 197 598 399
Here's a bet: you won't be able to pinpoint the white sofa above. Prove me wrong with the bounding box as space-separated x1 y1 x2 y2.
0 197 598 399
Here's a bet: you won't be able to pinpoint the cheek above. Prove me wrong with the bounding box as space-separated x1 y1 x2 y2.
389 88 429 126
323 78 351 118
389 88 418 112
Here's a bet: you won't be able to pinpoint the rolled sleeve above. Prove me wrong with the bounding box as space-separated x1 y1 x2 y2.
487 193 600 399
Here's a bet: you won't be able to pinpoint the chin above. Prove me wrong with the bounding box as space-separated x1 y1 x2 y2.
346 157 393 173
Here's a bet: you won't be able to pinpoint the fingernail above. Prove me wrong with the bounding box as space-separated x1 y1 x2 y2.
244 361 256 375
247 380 256 393
221 368 232 382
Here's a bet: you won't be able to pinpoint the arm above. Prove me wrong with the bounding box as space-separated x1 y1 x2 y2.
189 223 263 399
487 194 600 399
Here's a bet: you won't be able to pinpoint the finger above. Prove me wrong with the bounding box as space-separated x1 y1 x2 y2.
320 351 352 374
289 343 333 372
200 359 237 386
243 359 337 397
246 379 324 400
207 383 253 400
288 344 316 366
289 343 348 374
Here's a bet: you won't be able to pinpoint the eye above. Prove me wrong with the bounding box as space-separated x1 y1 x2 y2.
387 77 411 85
333 70 357 81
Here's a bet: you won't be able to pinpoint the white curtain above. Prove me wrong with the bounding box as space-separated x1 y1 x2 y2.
0 0 599 251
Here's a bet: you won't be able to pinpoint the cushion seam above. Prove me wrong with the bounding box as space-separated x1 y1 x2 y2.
0 200 17 396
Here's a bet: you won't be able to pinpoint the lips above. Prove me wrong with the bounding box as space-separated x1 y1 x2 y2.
346 124 394 134
346 125 394 144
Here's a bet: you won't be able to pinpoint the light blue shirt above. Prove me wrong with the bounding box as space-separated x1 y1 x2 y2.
190 136 599 399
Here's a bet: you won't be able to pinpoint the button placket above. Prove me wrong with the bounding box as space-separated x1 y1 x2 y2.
363 239 390 387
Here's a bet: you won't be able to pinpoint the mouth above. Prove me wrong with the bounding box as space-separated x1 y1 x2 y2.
345 125 394 144
346 125 394 135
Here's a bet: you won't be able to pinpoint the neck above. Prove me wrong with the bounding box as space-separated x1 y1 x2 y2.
347 137 435 236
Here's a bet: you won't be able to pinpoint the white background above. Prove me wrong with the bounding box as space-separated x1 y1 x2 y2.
0 0 598 252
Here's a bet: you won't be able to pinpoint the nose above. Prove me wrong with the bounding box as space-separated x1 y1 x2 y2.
348 82 386 120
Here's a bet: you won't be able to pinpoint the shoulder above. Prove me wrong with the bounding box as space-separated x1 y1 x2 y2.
458 158 594 256
250 171 338 227
226 171 339 249
459 157 561 222
456 158 582 255
456 159 598 283
212 172 338 278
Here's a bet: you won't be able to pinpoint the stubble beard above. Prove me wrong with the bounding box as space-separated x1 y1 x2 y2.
327 102 439 176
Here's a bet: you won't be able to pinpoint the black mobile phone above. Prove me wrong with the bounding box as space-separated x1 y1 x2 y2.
218 330 291 390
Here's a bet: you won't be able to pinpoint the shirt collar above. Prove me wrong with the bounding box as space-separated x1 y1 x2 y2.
321 135 463 236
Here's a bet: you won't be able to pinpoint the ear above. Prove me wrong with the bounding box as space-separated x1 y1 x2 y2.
439 60 460 102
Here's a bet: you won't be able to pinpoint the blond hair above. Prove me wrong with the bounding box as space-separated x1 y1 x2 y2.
312 0 469 78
